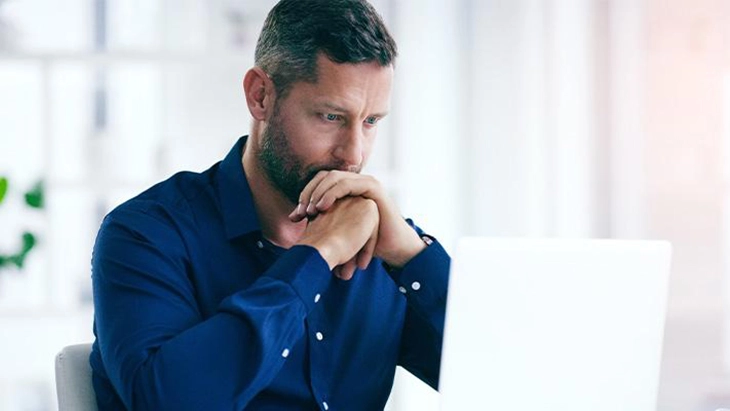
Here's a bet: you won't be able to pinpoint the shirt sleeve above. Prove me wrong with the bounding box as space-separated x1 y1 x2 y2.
92 205 331 410
386 221 451 390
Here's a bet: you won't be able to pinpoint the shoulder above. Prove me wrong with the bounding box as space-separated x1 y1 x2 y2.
101 164 221 241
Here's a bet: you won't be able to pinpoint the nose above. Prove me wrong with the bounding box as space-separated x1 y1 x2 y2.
333 125 363 169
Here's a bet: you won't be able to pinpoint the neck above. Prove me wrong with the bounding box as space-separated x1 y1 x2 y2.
242 134 307 248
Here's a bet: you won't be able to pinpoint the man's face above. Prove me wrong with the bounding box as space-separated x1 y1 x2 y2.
257 54 394 204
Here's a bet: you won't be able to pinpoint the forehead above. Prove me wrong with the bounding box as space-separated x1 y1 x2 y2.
284 54 394 110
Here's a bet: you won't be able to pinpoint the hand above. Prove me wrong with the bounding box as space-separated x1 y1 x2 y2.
297 196 379 280
289 171 426 268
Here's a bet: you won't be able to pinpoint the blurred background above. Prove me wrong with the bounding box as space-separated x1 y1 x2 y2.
0 0 728 410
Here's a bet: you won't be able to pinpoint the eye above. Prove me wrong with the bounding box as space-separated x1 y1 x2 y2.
322 113 341 122
364 116 379 126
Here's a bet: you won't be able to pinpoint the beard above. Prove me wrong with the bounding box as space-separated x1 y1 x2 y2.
257 106 361 205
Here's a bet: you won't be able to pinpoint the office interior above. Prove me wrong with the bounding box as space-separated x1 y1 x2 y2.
0 0 729 410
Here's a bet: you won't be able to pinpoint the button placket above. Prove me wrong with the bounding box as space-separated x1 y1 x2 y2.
305 310 331 411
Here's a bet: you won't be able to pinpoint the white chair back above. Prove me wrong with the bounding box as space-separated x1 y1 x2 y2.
55 343 98 411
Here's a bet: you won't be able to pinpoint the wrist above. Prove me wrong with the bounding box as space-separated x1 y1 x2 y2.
297 238 336 270
383 234 428 269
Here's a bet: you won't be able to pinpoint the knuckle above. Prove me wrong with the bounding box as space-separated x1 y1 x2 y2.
364 198 378 213
368 176 382 189
329 172 343 186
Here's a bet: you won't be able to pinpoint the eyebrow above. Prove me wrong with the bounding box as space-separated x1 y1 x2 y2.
317 102 389 118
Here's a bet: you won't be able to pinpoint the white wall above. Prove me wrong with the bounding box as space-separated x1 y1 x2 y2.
465 0 600 239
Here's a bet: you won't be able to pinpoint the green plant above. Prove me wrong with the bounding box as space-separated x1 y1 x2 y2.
0 176 42 270
0 177 7 204
24 180 43 209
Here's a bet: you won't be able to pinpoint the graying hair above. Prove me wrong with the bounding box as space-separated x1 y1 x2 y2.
255 0 398 99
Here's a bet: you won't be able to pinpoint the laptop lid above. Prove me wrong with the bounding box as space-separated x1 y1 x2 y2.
439 238 671 411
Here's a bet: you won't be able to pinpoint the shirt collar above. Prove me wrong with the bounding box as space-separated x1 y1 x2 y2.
216 136 262 240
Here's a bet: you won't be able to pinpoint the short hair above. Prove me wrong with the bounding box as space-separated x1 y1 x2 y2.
255 0 398 98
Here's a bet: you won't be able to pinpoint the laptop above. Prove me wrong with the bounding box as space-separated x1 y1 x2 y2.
439 238 671 411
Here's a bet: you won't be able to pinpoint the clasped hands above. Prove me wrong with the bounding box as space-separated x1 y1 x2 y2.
292 171 426 280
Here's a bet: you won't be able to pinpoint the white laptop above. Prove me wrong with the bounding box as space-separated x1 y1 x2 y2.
439 238 671 411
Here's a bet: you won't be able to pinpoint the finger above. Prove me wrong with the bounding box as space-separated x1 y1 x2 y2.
301 170 330 214
356 230 378 270
314 179 353 212
297 170 329 219
290 170 330 220
314 173 379 213
288 202 307 222
339 258 358 281
356 240 376 270
310 172 351 213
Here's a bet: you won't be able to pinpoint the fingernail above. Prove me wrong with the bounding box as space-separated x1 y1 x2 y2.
306 202 315 214
315 198 325 209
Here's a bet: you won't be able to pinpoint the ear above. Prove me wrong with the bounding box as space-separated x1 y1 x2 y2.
243 67 276 121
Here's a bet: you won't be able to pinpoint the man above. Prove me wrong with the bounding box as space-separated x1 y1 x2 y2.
90 0 451 409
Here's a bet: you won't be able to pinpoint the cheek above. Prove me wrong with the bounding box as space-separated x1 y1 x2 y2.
276 112 316 150
361 132 377 160
288 120 344 154
283 122 333 160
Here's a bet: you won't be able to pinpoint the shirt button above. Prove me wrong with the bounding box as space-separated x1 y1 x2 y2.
281 348 290 358
411 281 421 291
314 293 321 303
316 332 324 341
256 240 264 249
398 286 407 294
323 401 329 410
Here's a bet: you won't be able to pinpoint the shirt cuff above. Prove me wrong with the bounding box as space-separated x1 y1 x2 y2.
386 238 451 304
264 245 333 313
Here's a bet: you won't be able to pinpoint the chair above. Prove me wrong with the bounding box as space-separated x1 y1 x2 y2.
55 343 98 411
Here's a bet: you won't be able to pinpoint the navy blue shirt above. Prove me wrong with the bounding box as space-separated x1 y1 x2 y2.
90 136 450 410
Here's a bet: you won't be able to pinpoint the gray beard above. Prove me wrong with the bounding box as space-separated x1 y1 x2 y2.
258 125 310 204
256 105 363 205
